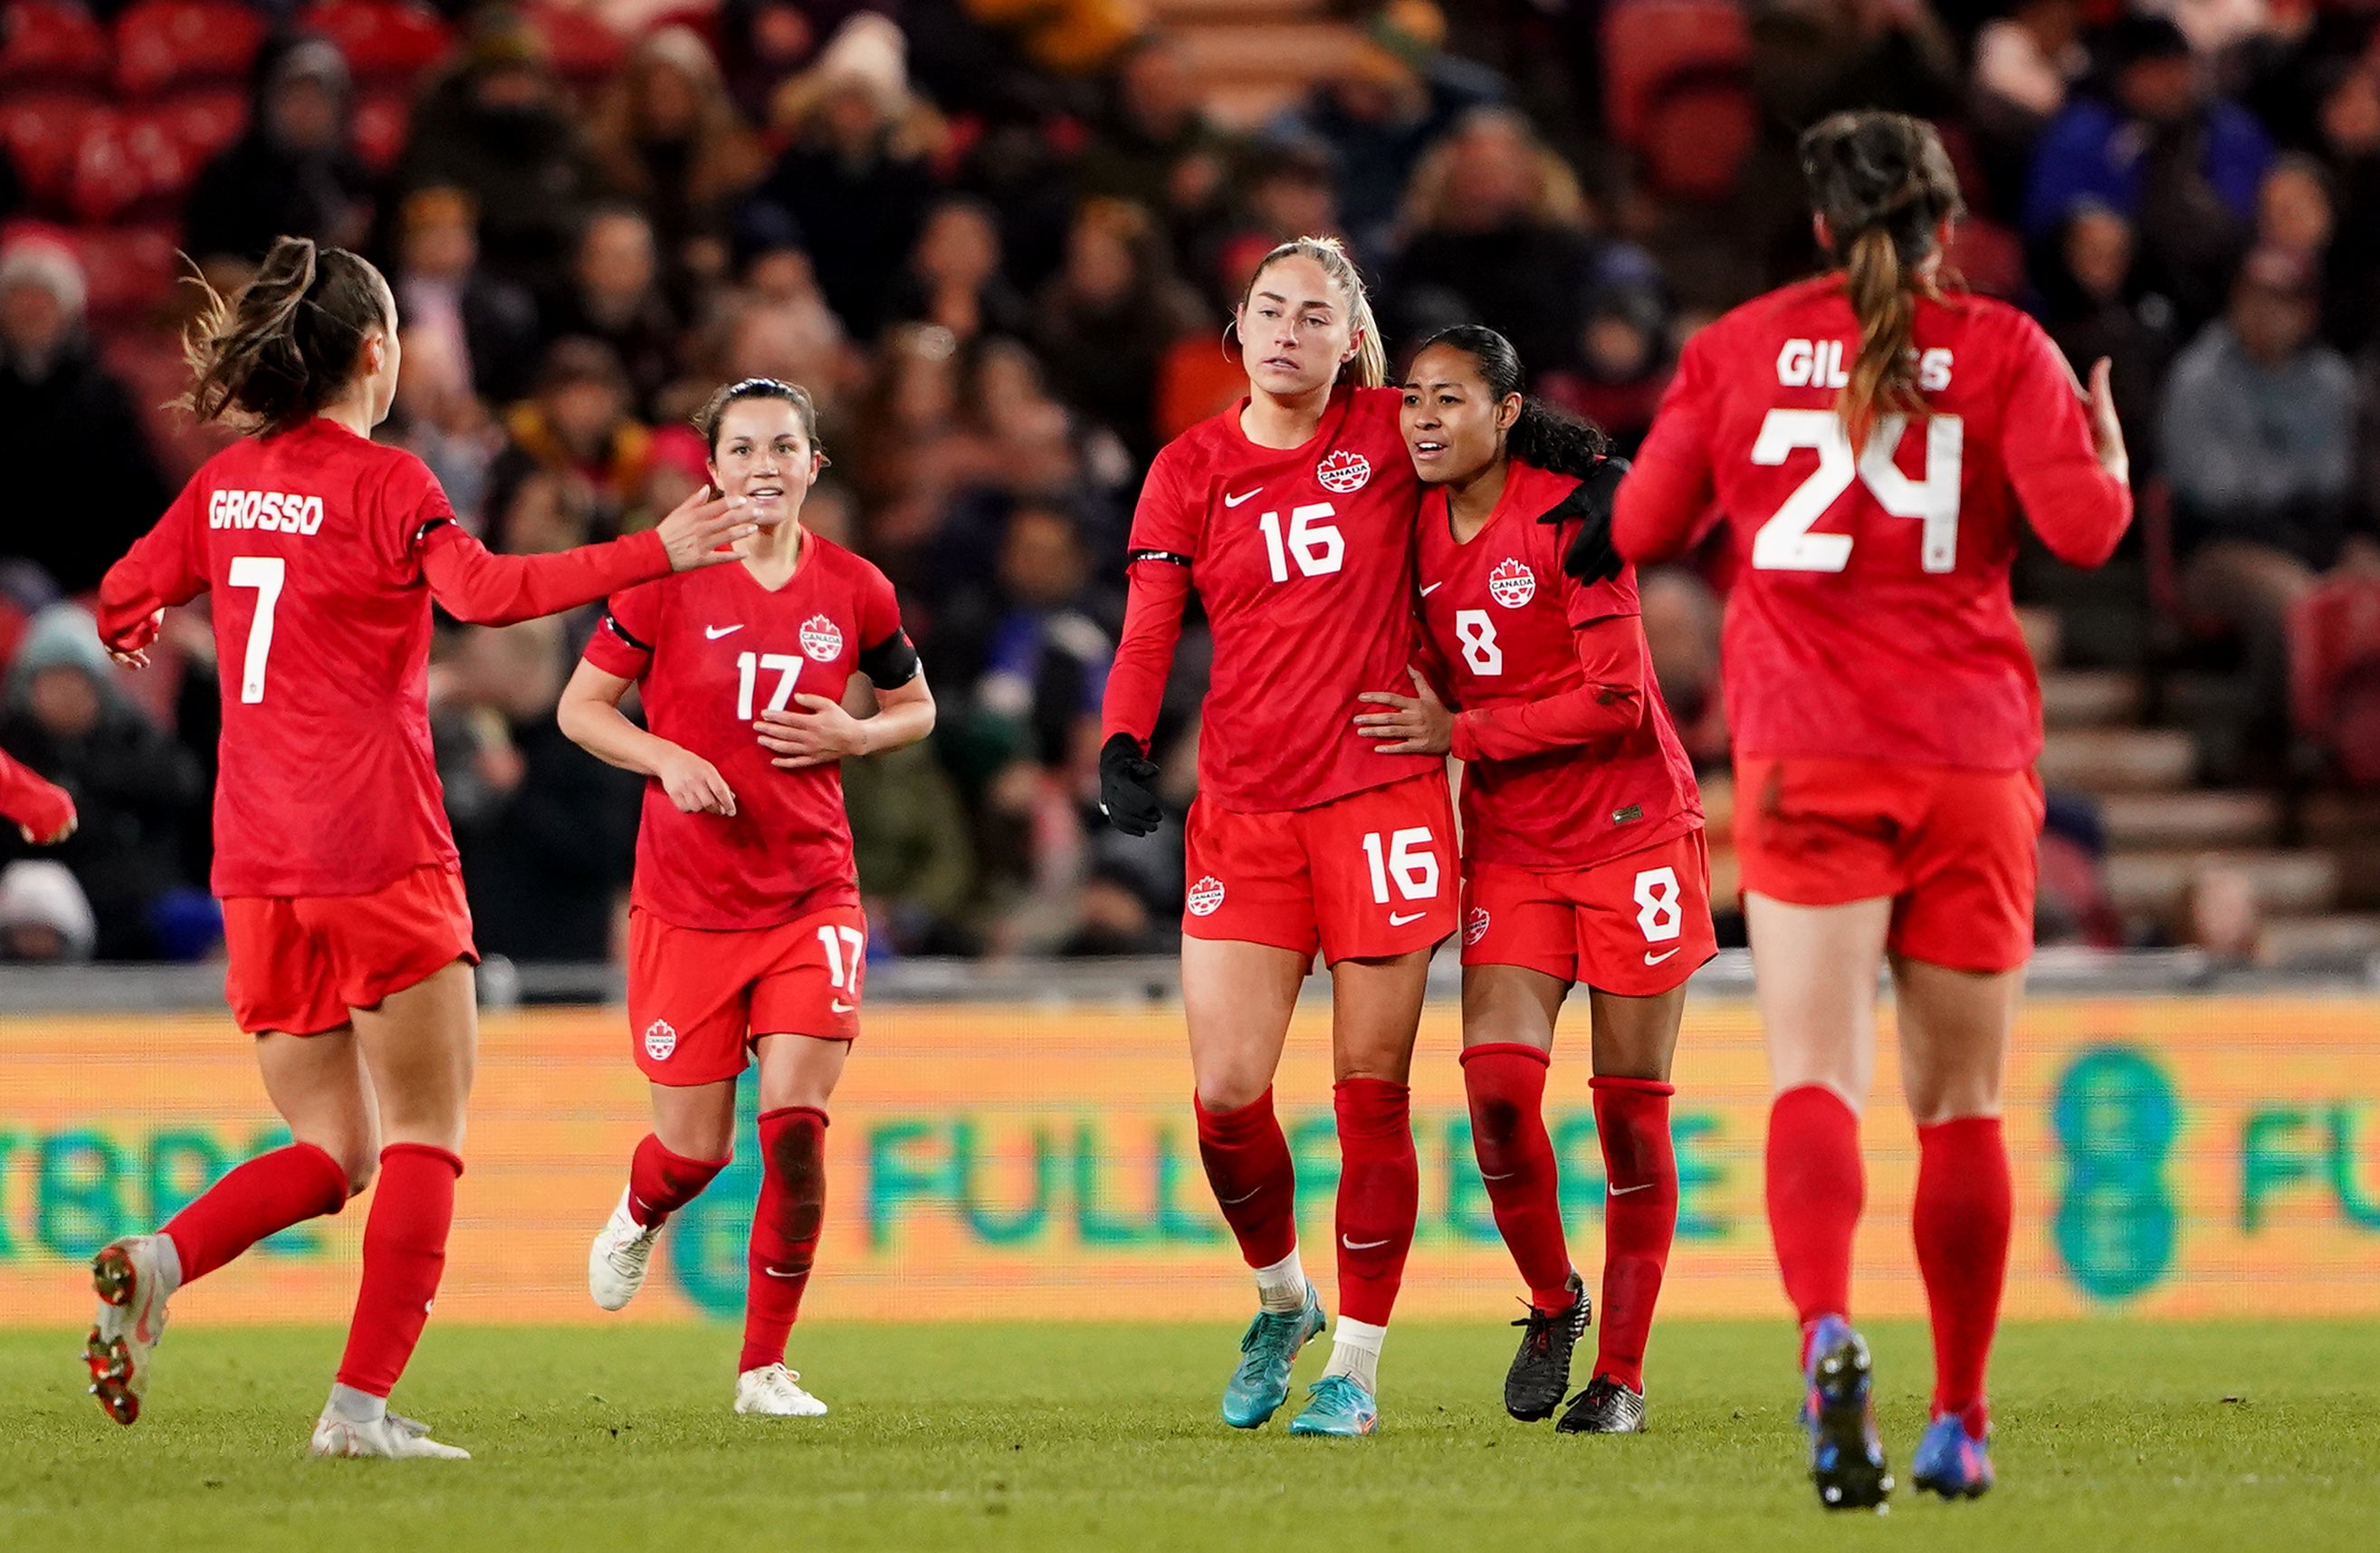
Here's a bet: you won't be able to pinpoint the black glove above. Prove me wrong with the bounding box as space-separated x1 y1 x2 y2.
1536 455 1630 585
1098 733 1164 837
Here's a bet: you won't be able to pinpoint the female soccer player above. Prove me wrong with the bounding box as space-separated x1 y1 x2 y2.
1358 325 1710 1435
1098 236 1452 1438
1605 112 2131 1507
560 379 932 1418
87 236 752 1458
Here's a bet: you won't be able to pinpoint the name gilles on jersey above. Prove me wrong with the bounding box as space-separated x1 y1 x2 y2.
208 488 327 535
1778 340 1955 393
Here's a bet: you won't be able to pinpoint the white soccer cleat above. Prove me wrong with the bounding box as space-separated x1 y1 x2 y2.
588 1188 663 1311
308 1408 472 1460
734 1364 828 1417
85 1235 172 1425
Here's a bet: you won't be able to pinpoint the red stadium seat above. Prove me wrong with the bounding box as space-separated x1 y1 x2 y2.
351 86 411 174
1602 0 1750 148
112 0 267 101
2289 575 2380 785
0 0 110 88
0 89 105 208
66 222 182 321
1636 71 1755 203
296 0 451 86
69 110 197 223
524 0 626 85
1949 216 2026 300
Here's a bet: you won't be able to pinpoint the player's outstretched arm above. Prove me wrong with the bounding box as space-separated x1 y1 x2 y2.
423 487 754 627
556 657 738 817
0 750 76 845
97 485 209 666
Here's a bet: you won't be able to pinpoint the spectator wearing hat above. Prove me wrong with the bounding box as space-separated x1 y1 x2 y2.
0 240 170 598
2025 15 2272 327
538 205 683 420
397 18 601 293
0 605 203 961
485 339 654 547
184 36 375 268
0 860 96 962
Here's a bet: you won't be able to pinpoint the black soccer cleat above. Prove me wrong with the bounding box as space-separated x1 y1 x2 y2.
1503 1270 1589 1422
1802 1316 1893 1512
1555 1374 1647 1434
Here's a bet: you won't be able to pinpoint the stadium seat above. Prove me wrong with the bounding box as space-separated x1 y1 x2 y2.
352 87 411 174
524 0 627 86
1602 0 1749 148
1634 69 1755 203
2288 574 2380 786
0 0 110 88
0 89 105 209
69 110 192 224
295 0 451 86
111 0 267 101
1948 216 2025 299
67 222 181 321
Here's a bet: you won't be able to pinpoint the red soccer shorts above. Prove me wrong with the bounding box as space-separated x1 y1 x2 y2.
1733 755 2044 973
627 903 865 1087
1460 828 1717 996
1181 772 1458 963
222 865 478 1037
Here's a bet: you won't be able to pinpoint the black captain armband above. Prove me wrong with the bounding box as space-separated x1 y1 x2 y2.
1125 548 1193 568
413 517 455 548
858 628 922 687
600 611 652 653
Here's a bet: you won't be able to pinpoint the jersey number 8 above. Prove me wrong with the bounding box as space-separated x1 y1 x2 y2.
1454 609 1501 676
1750 409 1963 574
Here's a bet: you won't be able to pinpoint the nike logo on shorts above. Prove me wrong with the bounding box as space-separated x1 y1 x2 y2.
1389 911 1427 926
830 999 855 1013
1342 1235 1391 1251
1609 1182 1654 1197
705 624 743 639
1644 946 1681 965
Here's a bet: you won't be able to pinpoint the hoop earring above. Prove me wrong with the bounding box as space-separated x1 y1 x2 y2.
1219 320 1238 364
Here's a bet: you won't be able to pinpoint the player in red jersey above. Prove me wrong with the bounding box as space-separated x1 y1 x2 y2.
1097 237 1452 1437
81 237 753 1458
1356 325 1710 1436
1601 114 2132 1507
558 379 933 1417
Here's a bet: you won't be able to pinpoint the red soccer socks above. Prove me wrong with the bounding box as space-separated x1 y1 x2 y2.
741 1107 827 1374
1915 1116 2011 1435
1333 1078 1418 1328
334 1143 460 1398
162 1140 350 1287
627 1134 728 1227
1194 1088 1299 1270
1766 1084 1864 1349
1459 1044 1573 1311
1591 1076 1677 1392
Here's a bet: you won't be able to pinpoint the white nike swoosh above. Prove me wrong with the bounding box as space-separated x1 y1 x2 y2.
1609 1182 1654 1196
1223 488 1262 507
1342 1235 1391 1251
1481 1171 1515 1182
1643 947 1681 965
761 1266 805 1279
705 624 743 639
830 999 854 1013
1218 1186 1262 1205
1419 582 1442 596
1389 911 1427 926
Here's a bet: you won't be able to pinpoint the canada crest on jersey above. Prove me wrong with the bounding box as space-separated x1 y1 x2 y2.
1315 449 1371 494
800 614 844 663
1487 558 1536 609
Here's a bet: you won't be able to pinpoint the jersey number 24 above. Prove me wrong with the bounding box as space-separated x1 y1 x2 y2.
1749 409 1963 574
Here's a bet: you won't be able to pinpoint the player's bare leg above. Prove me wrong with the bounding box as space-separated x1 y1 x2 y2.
1183 937 1321 1426
1892 954 2021 1500
1289 948 1429 1437
311 960 477 1461
87 1028 375 1426
734 1031 847 1417
592 1078 735 1311
1746 893 1895 1509
1458 964 1588 1421
1557 982 1687 1434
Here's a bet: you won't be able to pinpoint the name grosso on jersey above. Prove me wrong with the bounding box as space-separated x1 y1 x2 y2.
1776 340 1954 392
208 489 328 535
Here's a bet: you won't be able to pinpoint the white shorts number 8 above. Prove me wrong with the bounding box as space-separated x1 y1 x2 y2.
1632 866 1683 943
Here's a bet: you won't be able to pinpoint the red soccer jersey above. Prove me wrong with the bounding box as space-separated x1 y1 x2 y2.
1615 276 2132 771
582 532 907 933
97 417 674 898
1101 383 1432 812
1416 460 1702 870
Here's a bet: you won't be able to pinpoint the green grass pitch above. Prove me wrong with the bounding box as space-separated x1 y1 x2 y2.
5 1320 2377 1552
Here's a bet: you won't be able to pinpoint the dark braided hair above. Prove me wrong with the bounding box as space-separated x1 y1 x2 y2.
1415 324 1610 477
178 236 388 434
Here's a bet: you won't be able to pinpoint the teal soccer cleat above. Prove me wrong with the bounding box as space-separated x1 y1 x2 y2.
1220 1284 1325 1428
1287 1374 1380 1437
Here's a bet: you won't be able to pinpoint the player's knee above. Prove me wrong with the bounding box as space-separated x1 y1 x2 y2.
1467 1092 1523 1170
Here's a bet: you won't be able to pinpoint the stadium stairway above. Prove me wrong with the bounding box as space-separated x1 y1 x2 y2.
1147 0 1355 127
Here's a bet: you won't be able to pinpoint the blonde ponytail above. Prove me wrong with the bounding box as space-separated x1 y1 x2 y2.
1839 225 1921 448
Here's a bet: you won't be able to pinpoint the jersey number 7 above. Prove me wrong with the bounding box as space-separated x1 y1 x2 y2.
227 554 285 704
1749 409 1963 574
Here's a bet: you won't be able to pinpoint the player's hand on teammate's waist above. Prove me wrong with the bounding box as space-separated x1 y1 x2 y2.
1354 666 1454 756
1097 733 1162 837
654 484 760 572
756 695 867 770
654 744 737 817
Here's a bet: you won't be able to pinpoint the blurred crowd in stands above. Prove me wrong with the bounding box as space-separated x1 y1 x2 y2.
3 0 2380 968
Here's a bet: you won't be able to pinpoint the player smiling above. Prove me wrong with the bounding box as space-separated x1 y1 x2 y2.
559 378 933 1418
1361 324 1708 1435
1098 236 1451 1437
